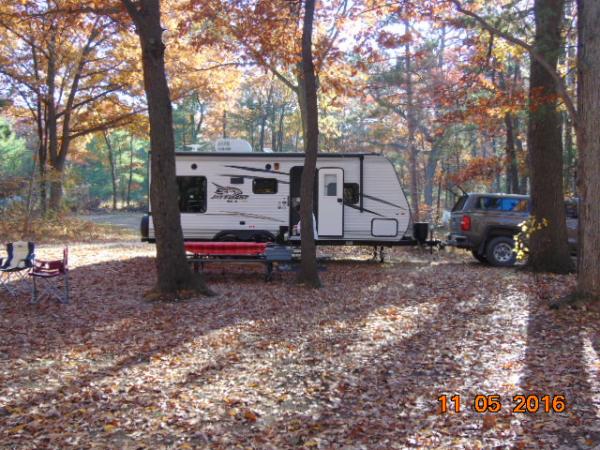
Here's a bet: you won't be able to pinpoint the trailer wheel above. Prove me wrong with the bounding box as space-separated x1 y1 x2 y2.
215 233 240 242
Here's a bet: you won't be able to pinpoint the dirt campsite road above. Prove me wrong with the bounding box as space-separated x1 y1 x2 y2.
82 212 143 232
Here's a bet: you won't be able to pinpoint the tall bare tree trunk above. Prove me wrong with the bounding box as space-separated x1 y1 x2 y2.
563 112 576 194
126 136 134 207
46 26 62 212
514 116 528 194
103 131 118 210
277 106 286 152
258 109 267 152
404 20 419 221
575 0 600 298
527 0 573 273
296 0 321 288
504 113 520 193
36 103 48 215
423 144 441 219
122 0 211 296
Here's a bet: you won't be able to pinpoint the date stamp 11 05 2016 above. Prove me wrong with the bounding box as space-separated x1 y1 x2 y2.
437 394 566 414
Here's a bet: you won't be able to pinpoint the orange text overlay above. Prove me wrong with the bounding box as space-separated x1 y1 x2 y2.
438 394 566 414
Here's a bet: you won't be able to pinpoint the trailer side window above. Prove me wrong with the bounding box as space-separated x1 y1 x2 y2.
343 183 360 204
253 178 278 194
177 176 207 213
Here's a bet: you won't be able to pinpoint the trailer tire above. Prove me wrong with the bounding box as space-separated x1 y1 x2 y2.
253 232 275 243
214 231 275 242
215 232 240 242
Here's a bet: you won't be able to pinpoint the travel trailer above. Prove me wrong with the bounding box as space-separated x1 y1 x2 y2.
140 150 422 246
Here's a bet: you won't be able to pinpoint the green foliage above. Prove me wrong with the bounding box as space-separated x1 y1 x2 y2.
514 216 549 260
173 94 212 151
0 117 32 181
70 131 148 208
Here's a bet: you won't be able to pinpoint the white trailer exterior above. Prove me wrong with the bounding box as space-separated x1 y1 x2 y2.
143 152 413 245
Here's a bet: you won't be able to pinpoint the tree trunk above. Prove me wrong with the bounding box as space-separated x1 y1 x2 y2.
423 144 441 220
122 0 211 296
46 27 62 212
277 106 285 152
514 116 528 194
103 131 118 210
127 136 134 207
404 21 420 222
527 0 573 273
270 101 277 151
36 101 48 215
563 112 576 195
504 112 520 193
118 139 126 204
258 109 267 152
575 0 600 298
193 99 205 143
296 0 321 288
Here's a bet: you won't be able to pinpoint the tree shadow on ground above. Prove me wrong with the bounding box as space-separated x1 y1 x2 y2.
0 254 445 447
3 255 589 449
518 281 600 448
241 280 533 449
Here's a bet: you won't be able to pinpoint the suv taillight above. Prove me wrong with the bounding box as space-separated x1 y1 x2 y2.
460 215 471 232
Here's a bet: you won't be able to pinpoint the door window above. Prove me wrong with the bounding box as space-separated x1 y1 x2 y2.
324 174 337 196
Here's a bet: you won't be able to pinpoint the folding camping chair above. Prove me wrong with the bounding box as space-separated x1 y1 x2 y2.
30 247 69 304
0 241 35 296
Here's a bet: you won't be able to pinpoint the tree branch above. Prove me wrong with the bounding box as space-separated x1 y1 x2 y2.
56 85 122 119
450 0 578 126
121 0 141 25
69 110 143 140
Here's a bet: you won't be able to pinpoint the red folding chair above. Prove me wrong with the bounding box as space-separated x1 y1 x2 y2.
30 247 69 304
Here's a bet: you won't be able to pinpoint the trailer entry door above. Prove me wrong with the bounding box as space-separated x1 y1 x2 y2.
318 168 343 237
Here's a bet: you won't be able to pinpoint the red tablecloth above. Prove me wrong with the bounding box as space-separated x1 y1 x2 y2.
184 242 267 256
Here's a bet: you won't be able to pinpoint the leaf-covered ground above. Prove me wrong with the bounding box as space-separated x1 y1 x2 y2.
1 243 599 449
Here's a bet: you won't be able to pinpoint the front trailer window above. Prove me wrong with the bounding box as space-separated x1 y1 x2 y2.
177 176 207 213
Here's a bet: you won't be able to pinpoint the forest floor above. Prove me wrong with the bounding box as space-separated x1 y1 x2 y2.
1 242 599 449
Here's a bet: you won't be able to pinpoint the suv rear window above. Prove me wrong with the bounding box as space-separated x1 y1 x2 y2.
476 197 528 212
452 195 468 212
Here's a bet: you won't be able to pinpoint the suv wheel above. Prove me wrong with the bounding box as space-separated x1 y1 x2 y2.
486 236 517 267
471 249 488 264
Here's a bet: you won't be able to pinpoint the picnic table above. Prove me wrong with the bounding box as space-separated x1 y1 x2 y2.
184 242 294 281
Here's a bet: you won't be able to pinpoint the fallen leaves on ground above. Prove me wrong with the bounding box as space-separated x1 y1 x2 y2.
0 210 138 243
1 243 599 449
